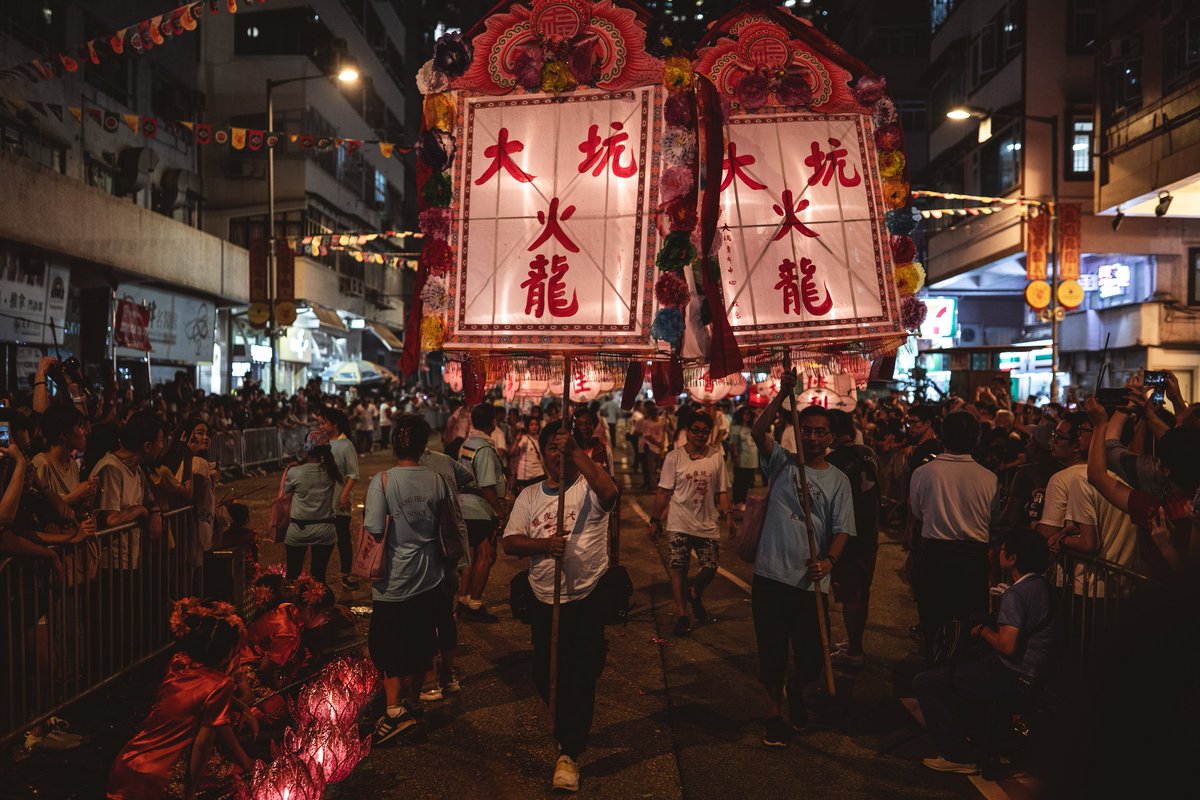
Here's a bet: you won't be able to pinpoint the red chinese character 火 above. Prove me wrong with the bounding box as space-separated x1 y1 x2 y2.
804 138 861 188
521 254 579 318
770 189 820 242
720 142 766 192
474 127 536 185
577 122 637 178
528 197 579 253
775 257 833 317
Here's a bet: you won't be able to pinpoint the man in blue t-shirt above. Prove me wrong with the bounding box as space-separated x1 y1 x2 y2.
914 529 1057 774
750 370 855 748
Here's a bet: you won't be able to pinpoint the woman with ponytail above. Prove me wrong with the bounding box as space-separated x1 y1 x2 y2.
282 430 342 582
107 598 253 800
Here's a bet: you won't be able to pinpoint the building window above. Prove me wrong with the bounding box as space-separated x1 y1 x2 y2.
234 7 332 58
1163 10 1200 94
975 122 1021 196
930 0 961 33
1067 0 1097 53
1103 36 1143 119
1189 248 1200 306
1 119 66 174
1067 117 1093 179
896 100 927 133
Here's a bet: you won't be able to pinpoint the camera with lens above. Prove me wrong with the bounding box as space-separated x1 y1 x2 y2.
46 356 96 413
1143 370 1168 405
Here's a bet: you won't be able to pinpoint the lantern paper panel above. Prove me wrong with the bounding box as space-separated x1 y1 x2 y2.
446 87 663 352
443 360 464 392
716 113 903 348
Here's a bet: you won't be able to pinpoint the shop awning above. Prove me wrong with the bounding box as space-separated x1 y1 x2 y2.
311 306 346 331
369 322 403 351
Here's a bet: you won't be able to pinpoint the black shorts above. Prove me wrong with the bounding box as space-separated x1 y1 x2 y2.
831 538 878 605
368 588 442 677
466 518 498 548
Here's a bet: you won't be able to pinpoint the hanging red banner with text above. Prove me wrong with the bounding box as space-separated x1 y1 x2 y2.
1025 213 1048 281
1058 203 1081 281
114 299 152 351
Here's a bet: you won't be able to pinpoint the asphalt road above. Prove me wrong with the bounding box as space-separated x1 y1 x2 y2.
231 444 986 800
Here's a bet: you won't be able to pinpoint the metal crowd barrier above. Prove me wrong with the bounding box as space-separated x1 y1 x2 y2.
241 427 284 470
1 508 202 745
203 426 314 476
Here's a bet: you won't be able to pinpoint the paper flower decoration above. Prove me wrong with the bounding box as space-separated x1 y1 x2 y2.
886 207 922 235
656 230 697 272
645 18 680 59
419 207 452 240
664 92 695 127
894 262 926 297
660 165 694 202
901 295 928 330
416 128 455 172
735 70 770 111
875 123 904 151
662 55 694 92
541 60 576 93
421 239 454 275
662 128 696 166
513 45 545 91
421 172 452 206
890 235 916 264
660 197 698 232
853 74 887 106
422 93 456 132
654 271 691 308
420 275 451 312
568 35 601 85
416 60 451 95
651 307 685 345
882 177 909 209
776 70 813 107
878 150 906 179
432 31 473 78
421 316 446 351
873 97 899 127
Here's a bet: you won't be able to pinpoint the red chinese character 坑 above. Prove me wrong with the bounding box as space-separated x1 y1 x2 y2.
521 254 579 318
771 189 820 242
474 127 536 185
578 122 637 178
720 142 766 192
528 197 579 253
804 138 861 188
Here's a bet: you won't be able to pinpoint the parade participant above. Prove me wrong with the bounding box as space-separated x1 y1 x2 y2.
457 403 507 622
235 574 305 725
647 411 730 636
825 409 880 669
908 411 996 663
914 530 1055 774
729 407 759 512
318 409 360 591
282 431 342 583
636 406 667 492
366 415 451 744
502 421 620 792
573 407 612 475
106 599 253 800
749 372 854 746
511 416 546 491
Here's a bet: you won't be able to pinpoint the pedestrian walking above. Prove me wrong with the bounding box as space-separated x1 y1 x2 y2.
282 430 342 583
729 407 759 511
318 408 360 591
501 421 620 793
457 403 507 621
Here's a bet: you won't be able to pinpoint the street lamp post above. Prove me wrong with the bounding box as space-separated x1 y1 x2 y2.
265 66 359 395
947 107 1061 401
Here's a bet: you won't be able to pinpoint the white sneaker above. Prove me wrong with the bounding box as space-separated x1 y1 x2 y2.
922 756 979 774
27 729 84 751
552 754 580 792
419 683 444 702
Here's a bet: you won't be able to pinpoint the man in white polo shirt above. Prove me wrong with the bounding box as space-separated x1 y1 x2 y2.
908 410 997 663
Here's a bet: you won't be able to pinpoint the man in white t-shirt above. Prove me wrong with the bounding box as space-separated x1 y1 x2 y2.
503 420 619 794
1036 412 1093 542
648 411 730 636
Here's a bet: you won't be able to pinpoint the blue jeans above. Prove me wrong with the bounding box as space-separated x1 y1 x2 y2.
913 654 1034 763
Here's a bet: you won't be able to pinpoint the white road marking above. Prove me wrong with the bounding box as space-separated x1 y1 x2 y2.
628 495 752 595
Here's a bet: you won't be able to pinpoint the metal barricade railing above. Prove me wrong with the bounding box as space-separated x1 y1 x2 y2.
1 508 201 745
210 430 244 474
240 427 284 470
278 426 309 460
1048 550 1159 681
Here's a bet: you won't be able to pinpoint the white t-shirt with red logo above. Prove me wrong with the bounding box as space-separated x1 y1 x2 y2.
659 445 729 539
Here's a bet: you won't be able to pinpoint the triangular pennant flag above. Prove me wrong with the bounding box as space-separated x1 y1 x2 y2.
247 129 264 151
128 29 144 53
344 139 362 154
85 107 102 125
213 128 229 145
103 112 119 133
379 142 394 158
208 0 221 15
179 120 194 131
288 134 298 142
317 137 332 150
86 39 100 65
47 103 63 121
181 6 198 30
148 17 165 46
122 114 140 133
195 123 211 145
265 132 280 148
68 106 82 123
227 0 238 13
110 28 126 54
58 52 79 73
32 59 55 81
299 135 314 149
141 117 157 138
8 98 25 112
230 127 246 150
28 101 48 116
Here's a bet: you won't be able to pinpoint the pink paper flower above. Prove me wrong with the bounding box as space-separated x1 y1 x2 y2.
513 45 545 91
654 271 691 308
664 92 695 127
735 70 770 111
853 75 887 106
660 165 694 202
775 70 813 107
875 123 904 151
901 295 927 330
419 207 452 240
568 35 600 85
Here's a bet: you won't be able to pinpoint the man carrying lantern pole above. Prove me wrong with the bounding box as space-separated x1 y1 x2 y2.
502 357 620 792
749 361 854 747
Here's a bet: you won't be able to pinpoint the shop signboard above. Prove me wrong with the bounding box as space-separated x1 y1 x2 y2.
1059 204 1081 281
0 248 70 344
115 284 214 363
115 300 152 351
918 297 957 340
1025 213 1048 281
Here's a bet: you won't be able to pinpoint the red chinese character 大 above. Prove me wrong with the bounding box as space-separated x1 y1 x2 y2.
528 197 579 253
770 189 820 242
521 254 579 318
803 138 861 188
474 127 536 186
577 122 637 178
775 258 833 317
720 142 766 192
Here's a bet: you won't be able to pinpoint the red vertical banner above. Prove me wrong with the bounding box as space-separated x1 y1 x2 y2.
1058 203 1081 281
1025 213 1048 281
275 240 295 301
114 300 152 351
249 238 267 303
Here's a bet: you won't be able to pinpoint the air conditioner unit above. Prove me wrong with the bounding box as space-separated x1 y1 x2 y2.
158 168 200 210
958 324 983 344
114 146 159 195
339 277 364 297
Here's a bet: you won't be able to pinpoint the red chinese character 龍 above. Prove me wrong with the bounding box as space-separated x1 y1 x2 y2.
521 254 579 318
578 122 637 178
720 142 766 192
775 257 833 317
804 138 861 188
527 197 579 253
474 127 536 186
771 189 820 242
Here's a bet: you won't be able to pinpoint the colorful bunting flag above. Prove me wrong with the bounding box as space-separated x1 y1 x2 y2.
247 129 264 150
195 123 211 144
230 127 246 149
379 142 394 158
110 29 126 54
68 106 82 123
123 113 139 133
213 128 228 144
141 116 157 138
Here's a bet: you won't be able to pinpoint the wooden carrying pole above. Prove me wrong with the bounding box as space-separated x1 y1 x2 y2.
784 355 837 696
548 352 572 733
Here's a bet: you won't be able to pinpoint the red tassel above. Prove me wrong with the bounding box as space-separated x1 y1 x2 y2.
620 362 644 410
651 362 671 404
400 159 435 377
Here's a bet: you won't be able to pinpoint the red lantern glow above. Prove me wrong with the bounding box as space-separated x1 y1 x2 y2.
289 678 359 730
292 722 372 784
235 753 325 800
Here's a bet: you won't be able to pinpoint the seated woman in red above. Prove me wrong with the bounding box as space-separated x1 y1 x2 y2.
236 575 309 725
107 599 253 800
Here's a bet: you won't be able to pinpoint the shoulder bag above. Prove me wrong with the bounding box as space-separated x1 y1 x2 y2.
434 473 470 570
350 471 389 582
269 467 293 543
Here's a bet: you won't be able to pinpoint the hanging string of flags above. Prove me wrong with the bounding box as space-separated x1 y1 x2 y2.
0 94 412 158
911 189 1045 208
0 1 266 85
297 233 422 270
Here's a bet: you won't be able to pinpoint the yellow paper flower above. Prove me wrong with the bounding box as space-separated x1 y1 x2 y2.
420 316 446 350
894 262 926 297
882 177 909 209
541 60 577 94
422 93 456 131
663 55 694 93
878 150 906 179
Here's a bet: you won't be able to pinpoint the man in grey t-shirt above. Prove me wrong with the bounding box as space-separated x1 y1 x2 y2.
319 407 360 590
456 403 507 621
